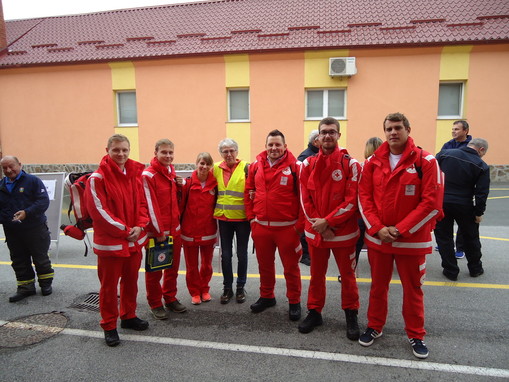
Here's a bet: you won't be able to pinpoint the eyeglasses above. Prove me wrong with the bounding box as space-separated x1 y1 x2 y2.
320 130 338 136
221 149 237 155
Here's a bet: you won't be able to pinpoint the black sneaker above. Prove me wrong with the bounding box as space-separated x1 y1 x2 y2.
298 309 323 333
220 288 234 304
470 269 484 277
104 329 120 347
409 338 429 359
250 297 276 313
236 287 246 303
120 317 149 331
358 327 382 347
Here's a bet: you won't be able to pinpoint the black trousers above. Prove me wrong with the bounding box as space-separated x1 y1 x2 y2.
5 223 53 285
434 203 483 277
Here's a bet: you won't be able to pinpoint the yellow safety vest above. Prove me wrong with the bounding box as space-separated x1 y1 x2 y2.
213 160 248 220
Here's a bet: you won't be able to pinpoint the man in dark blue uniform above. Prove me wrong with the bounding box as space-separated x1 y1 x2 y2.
435 139 490 281
440 120 473 259
0 156 53 302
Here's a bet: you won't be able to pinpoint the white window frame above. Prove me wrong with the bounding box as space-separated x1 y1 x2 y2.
116 91 138 127
305 88 346 120
437 82 464 119
228 88 250 122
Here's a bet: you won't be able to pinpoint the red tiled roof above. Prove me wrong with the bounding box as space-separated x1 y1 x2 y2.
1 0 508 68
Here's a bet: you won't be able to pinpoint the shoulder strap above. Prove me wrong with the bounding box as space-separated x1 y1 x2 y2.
415 147 424 180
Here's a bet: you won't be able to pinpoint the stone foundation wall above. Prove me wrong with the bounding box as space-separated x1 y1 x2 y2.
14 163 509 183
21 163 196 174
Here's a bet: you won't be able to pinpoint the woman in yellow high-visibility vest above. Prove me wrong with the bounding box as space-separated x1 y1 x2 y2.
213 138 250 305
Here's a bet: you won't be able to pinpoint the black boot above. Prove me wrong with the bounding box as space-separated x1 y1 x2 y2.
298 309 323 333
104 329 120 347
9 283 36 303
39 278 53 296
345 309 360 340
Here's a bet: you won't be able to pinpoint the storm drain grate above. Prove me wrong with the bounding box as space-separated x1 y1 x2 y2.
70 292 101 312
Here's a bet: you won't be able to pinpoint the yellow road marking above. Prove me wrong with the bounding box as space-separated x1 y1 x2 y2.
479 235 509 242
488 196 509 200
1 262 507 289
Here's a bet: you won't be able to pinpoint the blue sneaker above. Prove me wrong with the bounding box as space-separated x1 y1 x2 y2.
359 327 382 346
409 338 429 359
455 251 465 259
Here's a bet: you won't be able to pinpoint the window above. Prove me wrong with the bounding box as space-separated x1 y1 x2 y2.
117 91 138 126
438 82 464 118
306 89 346 119
228 89 250 121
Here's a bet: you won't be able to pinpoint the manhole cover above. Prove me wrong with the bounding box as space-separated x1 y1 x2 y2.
70 292 100 312
0 312 68 348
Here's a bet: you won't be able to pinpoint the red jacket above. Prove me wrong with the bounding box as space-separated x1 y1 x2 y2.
300 146 361 248
358 137 441 255
180 170 218 245
244 150 303 232
85 155 149 257
142 157 181 238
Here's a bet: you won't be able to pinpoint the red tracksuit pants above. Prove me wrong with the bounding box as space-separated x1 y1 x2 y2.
307 245 359 312
366 249 426 339
145 236 182 309
251 223 302 304
97 250 142 331
183 243 214 297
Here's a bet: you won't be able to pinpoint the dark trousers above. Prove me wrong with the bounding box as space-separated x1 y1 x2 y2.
434 203 483 277
5 223 53 285
218 220 251 289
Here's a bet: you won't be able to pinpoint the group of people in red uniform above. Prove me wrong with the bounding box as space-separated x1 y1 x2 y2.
86 111 442 360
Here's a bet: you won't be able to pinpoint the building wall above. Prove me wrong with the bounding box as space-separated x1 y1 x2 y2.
0 43 507 168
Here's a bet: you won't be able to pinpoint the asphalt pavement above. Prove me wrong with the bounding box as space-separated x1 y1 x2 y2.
0 184 508 382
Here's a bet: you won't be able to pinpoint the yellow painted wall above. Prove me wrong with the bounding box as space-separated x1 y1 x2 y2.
304 49 349 150
435 46 472 153
224 54 251 161
109 62 140 161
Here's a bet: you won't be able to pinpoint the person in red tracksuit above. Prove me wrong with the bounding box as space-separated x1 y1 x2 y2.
86 134 149 347
298 117 361 340
142 139 187 320
245 129 303 322
180 152 218 305
358 112 441 359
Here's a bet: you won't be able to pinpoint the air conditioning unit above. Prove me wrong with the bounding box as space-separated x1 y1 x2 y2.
329 57 357 76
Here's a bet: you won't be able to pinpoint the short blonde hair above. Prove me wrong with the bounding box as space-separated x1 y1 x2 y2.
107 134 130 149
155 139 174 152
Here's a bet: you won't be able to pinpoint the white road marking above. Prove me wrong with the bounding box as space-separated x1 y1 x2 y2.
1 320 507 378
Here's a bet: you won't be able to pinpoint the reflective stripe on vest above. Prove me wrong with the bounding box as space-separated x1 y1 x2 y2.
213 160 247 220
254 218 297 227
217 190 244 198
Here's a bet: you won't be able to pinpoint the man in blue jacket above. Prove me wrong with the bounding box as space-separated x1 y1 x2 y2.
440 120 473 259
434 139 490 281
0 156 53 302
441 120 472 150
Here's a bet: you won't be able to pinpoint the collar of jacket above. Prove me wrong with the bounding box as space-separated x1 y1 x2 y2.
149 157 176 181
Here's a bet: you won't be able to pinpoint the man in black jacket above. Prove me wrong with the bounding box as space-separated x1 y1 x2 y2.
0 156 53 302
434 138 490 281
297 129 320 266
